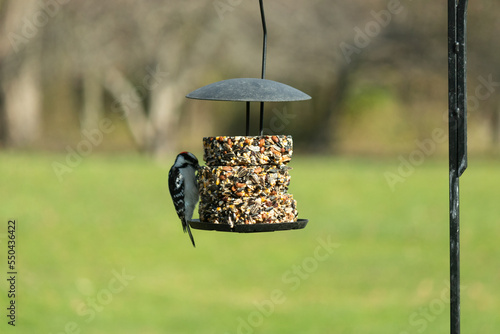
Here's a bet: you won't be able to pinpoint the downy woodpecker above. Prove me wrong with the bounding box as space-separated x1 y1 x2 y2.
168 152 199 247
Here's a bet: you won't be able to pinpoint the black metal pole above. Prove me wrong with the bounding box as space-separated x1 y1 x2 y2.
258 0 267 136
448 1 468 333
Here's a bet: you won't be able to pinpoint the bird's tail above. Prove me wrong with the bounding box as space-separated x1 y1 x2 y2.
185 221 196 248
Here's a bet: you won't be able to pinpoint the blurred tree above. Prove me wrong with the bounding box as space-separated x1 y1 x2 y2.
41 0 227 154
0 0 499 154
0 0 42 147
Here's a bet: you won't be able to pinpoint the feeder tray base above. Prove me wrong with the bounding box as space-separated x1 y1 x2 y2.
189 219 308 233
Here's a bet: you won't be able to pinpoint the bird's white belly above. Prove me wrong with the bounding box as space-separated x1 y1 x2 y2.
183 168 199 220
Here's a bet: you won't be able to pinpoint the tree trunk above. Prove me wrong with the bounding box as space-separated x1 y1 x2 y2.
0 0 42 148
149 83 184 157
491 103 500 148
104 67 155 152
310 60 360 152
81 70 103 131
3 55 41 147
0 89 6 146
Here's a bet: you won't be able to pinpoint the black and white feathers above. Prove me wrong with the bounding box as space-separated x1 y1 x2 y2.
168 152 199 247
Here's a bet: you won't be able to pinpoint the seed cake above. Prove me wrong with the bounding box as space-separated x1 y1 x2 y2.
198 135 298 226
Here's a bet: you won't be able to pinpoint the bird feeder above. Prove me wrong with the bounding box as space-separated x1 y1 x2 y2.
186 0 310 233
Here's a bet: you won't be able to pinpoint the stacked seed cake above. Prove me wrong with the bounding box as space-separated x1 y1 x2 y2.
198 135 298 226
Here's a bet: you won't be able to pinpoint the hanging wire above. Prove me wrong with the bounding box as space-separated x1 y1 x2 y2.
259 0 267 136
246 101 250 136
259 0 267 80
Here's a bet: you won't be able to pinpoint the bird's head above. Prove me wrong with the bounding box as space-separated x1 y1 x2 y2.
174 152 199 169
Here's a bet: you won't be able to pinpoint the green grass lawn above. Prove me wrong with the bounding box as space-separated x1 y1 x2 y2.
0 151 499 333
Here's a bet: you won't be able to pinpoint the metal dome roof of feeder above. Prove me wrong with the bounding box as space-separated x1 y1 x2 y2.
186 78 311 102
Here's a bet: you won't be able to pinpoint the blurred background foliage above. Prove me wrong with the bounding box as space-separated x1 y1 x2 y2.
1 0 499 156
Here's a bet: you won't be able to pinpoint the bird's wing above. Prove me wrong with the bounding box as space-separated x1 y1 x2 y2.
168 165 196 247
168 168 186 228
